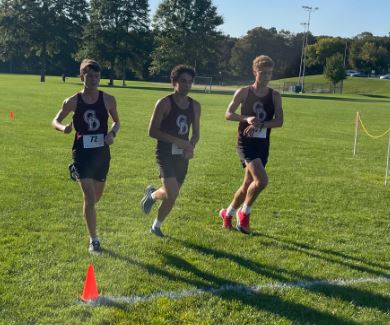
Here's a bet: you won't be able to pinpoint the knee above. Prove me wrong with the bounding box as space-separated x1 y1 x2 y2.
241 181 252 193
83 193 96 206
254 176 268 190
165 191 179 205
95 194 102 204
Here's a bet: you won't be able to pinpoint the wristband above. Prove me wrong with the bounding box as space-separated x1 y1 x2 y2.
110 129 117 138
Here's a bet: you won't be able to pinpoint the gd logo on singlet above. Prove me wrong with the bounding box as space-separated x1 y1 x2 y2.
83 110 100 131
176 115 188 135
252 102 266 121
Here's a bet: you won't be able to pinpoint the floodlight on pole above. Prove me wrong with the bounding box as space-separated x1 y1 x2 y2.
300 6 318 92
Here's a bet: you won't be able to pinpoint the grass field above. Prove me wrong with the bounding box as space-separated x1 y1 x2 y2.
0 74 389 324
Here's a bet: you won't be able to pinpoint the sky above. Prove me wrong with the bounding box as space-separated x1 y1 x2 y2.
148 0 390 38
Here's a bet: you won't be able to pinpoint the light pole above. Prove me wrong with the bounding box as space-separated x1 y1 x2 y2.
300 5 318 92
343 42 348 68
298 22 308 91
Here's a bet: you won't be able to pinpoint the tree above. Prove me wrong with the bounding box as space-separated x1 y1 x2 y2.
150 0 223 76
0 0 88 77
0 0 29 72
349 32 390 74
77 0 151 84
305 37 346 73
324 53 346 93
229 27 306 80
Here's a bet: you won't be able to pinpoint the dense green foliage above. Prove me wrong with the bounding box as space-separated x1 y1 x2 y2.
76 0 151 84
324 53 347 90
306 37 346 73
230 27 309 79
0 0 88 75
0 74 389 324
150 0 223 76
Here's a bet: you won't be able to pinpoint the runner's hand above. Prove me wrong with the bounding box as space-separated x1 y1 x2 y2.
246 116 260 125
63 122 73 134
243 125 256 137
183 147 194 160
178 139 194 151
104 132 114 145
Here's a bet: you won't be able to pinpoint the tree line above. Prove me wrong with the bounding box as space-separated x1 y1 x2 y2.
1 0 389 83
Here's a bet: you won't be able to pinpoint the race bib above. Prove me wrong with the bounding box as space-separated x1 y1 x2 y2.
82 134 105 149
251 128 267 139
172 143 184 155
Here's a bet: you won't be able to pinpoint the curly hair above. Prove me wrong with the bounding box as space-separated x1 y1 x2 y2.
252 55 274 71
170 64 196 83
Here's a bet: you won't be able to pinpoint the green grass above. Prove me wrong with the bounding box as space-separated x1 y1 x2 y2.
279 74 390 97
0 74 389 324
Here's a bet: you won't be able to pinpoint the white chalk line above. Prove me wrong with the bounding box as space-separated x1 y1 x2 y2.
84 276 390 306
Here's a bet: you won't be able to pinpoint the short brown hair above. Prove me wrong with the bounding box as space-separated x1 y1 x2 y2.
170 64 196 83
80 59 101 75
252 55 274 71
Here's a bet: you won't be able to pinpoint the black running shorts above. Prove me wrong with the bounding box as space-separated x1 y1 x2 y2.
156 153 189 184
71 147 110 182
236 138 269 168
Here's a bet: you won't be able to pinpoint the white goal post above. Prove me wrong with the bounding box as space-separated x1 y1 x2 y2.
193 76 213 93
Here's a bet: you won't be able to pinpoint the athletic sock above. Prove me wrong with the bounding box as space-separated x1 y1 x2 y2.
90 236 99 243
151 191 157 200
226 205 236 217
242 204 251 215
152 219 162 229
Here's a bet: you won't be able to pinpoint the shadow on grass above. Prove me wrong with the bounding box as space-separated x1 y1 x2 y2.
253 231 390 277
104 248 359 324
253 232 390 275
162 252 359 325
361 93 390 99
170 237 390 314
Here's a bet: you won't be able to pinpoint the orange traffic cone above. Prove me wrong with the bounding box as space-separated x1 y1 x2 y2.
81 264 99 301
9 112 14 120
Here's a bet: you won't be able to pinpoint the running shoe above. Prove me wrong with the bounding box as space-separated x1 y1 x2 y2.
236 208 250 234
150 226 164 237
219 208 233 229
89 240 101 255
68 163 79 181
140 185 156 214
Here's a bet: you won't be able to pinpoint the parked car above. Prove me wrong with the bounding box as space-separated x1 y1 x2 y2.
345 69 358 76
379 74 390 79
350 71 368 77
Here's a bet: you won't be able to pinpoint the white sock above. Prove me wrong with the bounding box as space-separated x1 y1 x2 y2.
152 219 161 229
226 205 236 217
242 204 251 214
151 191 156 200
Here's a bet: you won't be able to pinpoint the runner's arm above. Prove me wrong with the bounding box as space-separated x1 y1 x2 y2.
104 94 120 142
52 96 76 134
225 88 259 125
262 90 283 129
190 101 201 146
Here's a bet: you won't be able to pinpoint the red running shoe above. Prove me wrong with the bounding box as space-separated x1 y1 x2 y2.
236 208 250 234
219 208 233 229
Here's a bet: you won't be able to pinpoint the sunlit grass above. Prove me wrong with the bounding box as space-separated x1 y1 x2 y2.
0 74 389 324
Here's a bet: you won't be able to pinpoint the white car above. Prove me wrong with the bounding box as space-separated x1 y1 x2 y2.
379 74 390 79
346 69 359 76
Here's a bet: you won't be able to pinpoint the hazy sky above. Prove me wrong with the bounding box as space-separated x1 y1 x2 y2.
148 0 390 38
